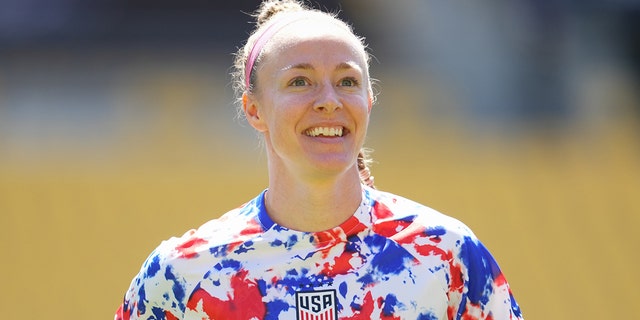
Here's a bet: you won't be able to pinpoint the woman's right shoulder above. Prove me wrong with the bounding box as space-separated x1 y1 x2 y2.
117 202 266 320
124 198 267 299
156 199 266 262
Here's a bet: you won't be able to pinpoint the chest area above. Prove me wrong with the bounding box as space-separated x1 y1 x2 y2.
184 234 453 319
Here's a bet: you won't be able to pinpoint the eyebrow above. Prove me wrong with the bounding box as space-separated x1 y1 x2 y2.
282 62 361 72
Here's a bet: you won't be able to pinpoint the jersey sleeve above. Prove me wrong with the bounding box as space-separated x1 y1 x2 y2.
114 239 189 320
449 235 524 320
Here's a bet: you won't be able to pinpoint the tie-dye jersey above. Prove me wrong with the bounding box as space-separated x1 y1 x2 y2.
116 187 523 320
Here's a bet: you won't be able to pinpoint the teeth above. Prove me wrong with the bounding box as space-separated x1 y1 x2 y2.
306 127 343 137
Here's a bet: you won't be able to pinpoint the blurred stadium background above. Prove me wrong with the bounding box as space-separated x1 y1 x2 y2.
0 1 638 319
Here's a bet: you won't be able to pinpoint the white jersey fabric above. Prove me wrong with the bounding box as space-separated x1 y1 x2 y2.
116 186 523 320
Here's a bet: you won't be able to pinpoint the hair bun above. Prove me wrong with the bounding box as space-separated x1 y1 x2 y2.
255 0 306 27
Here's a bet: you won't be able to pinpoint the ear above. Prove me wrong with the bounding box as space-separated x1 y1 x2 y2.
367 89 374 113
242 92 268 132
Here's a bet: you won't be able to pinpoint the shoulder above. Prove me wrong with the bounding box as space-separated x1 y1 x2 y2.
148 191 269 278
367 188 476 243
155 193 266 262
119 192 267 318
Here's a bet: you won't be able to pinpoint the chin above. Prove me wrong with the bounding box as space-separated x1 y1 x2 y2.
307 154 355 173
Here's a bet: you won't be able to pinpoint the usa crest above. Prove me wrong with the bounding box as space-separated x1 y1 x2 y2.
295 289 338 320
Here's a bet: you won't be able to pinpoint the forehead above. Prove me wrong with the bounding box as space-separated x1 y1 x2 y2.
260 16 367 69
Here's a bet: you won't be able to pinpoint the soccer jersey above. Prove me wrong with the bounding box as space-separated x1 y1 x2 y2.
115 187 523 320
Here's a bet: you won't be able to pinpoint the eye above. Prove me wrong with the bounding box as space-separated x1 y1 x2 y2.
338 77 360 87
288 77 309 87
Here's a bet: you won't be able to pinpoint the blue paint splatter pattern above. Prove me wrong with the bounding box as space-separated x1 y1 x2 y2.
116 187 523 319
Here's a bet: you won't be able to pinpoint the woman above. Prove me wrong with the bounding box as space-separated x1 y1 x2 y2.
115 1 523 319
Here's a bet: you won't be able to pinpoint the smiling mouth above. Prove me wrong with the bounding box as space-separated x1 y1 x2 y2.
304 126 345 137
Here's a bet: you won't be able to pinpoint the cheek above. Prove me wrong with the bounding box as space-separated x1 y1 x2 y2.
264 98 302 133
273 96 308 118
347 96 371 119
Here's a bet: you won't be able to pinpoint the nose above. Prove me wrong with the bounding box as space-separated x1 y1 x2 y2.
313 83 342 113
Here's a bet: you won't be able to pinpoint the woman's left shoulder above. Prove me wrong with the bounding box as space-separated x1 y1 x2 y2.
367 188 478 242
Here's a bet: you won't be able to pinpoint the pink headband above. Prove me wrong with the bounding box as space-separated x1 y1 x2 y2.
245 11 309 90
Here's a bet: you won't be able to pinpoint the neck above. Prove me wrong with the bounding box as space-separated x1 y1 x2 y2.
264 164 363 232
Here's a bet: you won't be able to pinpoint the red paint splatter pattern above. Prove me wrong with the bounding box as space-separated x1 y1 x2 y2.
115 188 523 319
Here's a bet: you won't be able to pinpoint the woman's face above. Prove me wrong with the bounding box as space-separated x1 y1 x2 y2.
244 20 372 180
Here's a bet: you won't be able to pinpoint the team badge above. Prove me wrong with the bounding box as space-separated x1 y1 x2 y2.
295 289 338 320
